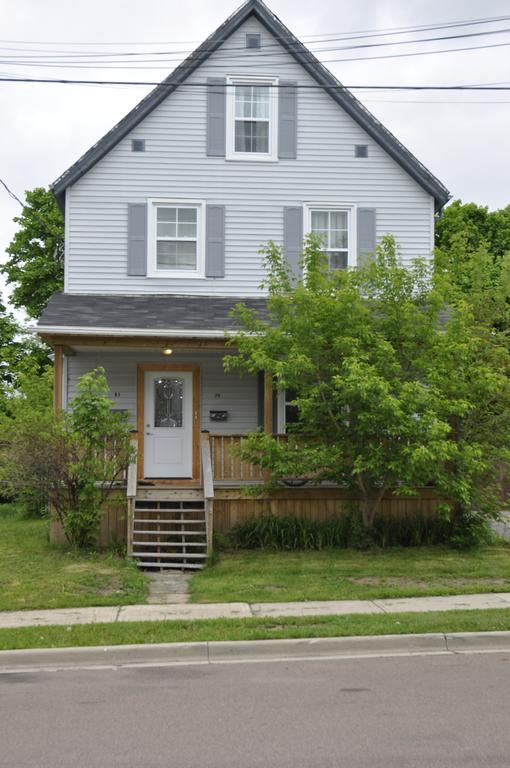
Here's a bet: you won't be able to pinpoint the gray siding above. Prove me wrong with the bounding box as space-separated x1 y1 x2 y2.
66 349 258 435
65 16 434 297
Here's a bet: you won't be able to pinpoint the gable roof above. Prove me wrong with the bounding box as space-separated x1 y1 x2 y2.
51 0 450 211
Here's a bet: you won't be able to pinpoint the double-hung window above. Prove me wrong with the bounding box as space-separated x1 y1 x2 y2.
226 76 278 161
305 204 356 269
148 200 205 277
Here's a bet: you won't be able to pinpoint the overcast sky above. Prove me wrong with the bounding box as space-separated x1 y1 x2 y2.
1 0 510 315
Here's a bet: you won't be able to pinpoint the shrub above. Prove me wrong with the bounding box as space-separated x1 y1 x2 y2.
228 510 458 551
0 368 134 548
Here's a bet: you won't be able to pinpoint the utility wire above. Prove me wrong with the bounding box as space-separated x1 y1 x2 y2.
2 25 510 66
1 78 510 90
0 178 23 207
2 11 510 47
2 37 510 72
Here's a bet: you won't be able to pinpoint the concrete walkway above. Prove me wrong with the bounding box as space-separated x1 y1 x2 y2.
1 592 510 629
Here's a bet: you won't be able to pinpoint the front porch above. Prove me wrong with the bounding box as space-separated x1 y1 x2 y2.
44 328 280 567
41 329 444 570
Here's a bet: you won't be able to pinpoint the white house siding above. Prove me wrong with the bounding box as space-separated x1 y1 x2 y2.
65 16 435 296
65 349 259 435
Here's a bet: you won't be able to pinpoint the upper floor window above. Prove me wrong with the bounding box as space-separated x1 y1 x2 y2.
226 76 278 161
305 204 356 269
147 200 205 278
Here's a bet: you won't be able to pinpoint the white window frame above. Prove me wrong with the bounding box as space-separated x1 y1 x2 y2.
226 75 279 162
304 202 357 269
147 198 206 279
277 389 300 433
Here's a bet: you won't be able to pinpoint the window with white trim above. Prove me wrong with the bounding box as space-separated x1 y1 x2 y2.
277 389 300 433
226 76 278 161
148 201 204 278
305 205 356 269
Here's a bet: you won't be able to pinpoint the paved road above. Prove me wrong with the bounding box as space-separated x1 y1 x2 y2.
1 652 509 767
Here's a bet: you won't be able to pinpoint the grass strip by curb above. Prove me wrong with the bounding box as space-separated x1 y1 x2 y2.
2 608 510 651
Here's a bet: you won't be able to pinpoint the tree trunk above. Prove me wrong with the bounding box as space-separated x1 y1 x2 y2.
360 487 387 529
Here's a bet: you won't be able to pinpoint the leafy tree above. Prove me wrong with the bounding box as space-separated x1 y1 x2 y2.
435 200 510 331
226 236 510 538
0 296 51 414
2 187 64 318
0 368 134 547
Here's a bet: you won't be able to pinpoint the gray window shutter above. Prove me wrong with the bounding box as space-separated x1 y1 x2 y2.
207 78 226 157
205 205 225 277
283 206 303 278
278 80 297 159
357 208 376 266
127 203 147 276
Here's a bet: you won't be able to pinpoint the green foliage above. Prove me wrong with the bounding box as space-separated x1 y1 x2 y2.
435 200 510 330
226 234 510 534
2 187 64 318
0 368 134 548
228 511 451 551
435 199 510 260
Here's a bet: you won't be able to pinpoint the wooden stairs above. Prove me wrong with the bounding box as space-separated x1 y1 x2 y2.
130 489 208 570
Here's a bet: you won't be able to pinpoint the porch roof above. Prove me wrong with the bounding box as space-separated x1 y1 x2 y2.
37 292 268 337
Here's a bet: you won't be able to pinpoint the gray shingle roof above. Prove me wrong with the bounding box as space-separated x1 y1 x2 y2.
37 292 267 333
51 0 450 212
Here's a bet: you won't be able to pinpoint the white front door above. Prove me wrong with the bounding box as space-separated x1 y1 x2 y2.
144 371 193 478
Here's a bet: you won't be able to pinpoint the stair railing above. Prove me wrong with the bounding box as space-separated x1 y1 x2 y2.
200 431 214 555
126 431 138 557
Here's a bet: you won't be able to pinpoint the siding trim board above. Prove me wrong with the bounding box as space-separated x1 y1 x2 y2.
51 0 449 211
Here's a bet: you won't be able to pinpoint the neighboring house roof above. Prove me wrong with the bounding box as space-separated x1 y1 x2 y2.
51 0 450 212
37 292 267 337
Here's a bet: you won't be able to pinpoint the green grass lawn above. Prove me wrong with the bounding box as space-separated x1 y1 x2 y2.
1 608 510 651
0 504 148 611
190 546 510 603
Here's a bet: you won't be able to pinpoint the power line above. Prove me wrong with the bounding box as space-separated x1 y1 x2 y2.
2 11 510 48
2 37 509 74
2 24 510 67
0 178 23 207
1 77 510 90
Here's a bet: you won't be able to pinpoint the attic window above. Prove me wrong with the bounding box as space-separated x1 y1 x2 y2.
131 139 145 152
355 144 368 158
246 33 261 49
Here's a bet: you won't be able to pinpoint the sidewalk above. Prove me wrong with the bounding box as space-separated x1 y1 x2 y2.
2 592 510 629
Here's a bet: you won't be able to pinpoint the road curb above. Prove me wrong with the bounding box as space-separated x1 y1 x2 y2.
1 631 510 672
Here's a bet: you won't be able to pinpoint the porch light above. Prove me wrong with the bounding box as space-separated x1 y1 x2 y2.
163 345 173 356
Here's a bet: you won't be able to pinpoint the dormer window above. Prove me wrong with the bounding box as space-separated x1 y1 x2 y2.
226 76 278 161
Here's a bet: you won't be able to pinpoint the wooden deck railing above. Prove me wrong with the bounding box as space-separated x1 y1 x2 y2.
126 432 138 557
209 433 288 483
210 434 263 482
200 432 214 554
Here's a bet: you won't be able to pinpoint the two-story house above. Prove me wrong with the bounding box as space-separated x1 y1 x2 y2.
37 0 450 568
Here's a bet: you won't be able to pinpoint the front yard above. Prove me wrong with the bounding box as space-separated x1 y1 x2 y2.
0 504 148 611
2 502 510 613
190 547 510 603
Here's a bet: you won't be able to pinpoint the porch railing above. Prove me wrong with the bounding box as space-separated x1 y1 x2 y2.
126 432 138 557
200 432 214 554
209 433 287 483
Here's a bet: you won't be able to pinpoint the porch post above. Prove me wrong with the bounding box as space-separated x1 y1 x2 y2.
263 371 273 434
53 345 63 412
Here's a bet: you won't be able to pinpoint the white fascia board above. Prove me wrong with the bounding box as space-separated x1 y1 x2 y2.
30 326 229 338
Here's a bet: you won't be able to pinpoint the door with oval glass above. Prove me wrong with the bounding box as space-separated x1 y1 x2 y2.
144 371 193 478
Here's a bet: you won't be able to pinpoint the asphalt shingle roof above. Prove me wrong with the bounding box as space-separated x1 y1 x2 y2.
37 292 268 333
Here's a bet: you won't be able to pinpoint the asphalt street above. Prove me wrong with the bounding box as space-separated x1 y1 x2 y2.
1 651 509 767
